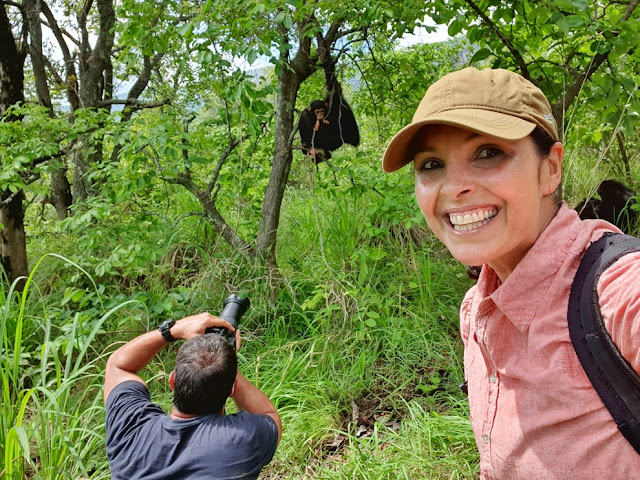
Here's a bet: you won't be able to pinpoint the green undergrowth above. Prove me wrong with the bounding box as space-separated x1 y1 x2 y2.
2 165 479 479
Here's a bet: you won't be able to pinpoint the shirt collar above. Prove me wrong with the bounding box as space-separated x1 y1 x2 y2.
476 204 582 332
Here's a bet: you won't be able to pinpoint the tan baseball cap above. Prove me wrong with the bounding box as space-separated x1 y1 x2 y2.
382 67 559 173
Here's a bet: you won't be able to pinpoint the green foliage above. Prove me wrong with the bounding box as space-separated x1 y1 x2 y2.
0 255 120 479
347 38 468 143
0 104 67 195
426 0 640 140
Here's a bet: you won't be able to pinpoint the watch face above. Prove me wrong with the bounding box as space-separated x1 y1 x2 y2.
160 319 177 341
161 319 175 329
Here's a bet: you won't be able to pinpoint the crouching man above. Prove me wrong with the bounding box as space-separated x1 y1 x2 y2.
104 313 281 479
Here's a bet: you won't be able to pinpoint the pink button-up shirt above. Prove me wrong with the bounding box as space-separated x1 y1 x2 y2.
461 204 640 479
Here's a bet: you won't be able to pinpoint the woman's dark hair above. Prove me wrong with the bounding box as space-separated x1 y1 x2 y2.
173 334 237 415
530 126 563 205
530 126 556 156
466 265 482 281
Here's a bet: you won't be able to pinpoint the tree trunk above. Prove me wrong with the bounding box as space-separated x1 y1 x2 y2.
0 4 28 290
0 191 28 291
51 168 73 218
255 68 301 264
73 0 115 201
25 0 73 218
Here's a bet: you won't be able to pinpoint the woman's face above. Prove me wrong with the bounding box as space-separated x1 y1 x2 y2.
413 124 562 281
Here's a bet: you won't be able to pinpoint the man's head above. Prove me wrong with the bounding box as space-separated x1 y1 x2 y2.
171 333 237 415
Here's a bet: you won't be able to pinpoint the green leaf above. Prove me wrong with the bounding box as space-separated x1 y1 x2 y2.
557 15 569 35
566 15 586 28
247 48 258 65
283 13 293 29
364 317 377 328
177 21 193 37
566 0 588 9
469 48 492 63
448 19 463 37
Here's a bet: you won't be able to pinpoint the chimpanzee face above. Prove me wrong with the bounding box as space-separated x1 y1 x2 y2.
309 100 326 120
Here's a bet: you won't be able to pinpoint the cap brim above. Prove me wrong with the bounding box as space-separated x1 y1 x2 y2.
382 109 537 173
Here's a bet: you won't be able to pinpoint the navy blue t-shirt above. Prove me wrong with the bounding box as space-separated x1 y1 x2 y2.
106 381 278 480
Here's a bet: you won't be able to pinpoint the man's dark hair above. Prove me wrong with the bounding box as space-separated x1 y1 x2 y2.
173 334 237 415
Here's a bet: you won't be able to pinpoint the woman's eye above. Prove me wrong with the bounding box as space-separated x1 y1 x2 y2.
416 158 443 171
477 147 503 159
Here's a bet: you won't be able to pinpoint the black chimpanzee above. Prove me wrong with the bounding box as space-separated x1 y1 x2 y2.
575 179 638 234
297 65 360 164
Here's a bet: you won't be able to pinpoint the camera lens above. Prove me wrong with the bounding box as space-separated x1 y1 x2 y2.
205 294 250 348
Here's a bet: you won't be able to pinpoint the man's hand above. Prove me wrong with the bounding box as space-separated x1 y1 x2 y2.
104 313 235 402
170 313 235 341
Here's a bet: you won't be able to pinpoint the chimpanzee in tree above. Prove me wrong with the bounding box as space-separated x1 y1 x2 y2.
297 60 360 164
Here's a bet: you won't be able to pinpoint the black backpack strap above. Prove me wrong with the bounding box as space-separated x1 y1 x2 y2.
568 232 640 454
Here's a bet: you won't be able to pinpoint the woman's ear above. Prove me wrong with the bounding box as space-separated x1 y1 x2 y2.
542 141 564 195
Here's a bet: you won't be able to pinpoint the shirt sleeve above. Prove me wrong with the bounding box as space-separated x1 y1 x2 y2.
105 380 165 459
244 412 279 467
597 251 640 373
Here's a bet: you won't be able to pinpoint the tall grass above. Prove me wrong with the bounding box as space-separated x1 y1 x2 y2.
0 255 130 479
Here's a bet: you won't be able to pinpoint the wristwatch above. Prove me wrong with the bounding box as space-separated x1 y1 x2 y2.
158 318 178 343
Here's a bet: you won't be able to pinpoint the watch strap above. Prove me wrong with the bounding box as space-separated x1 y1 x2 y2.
159 318 178 343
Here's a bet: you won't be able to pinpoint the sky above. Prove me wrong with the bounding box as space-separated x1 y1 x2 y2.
398 22 451 47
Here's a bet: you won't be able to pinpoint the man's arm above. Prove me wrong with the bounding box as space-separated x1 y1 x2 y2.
231 371 283 443
104 313 234 403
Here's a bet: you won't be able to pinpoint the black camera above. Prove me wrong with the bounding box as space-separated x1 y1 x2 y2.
205 294 250 348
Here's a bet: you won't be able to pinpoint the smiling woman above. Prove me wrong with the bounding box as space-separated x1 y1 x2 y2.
410 125 562 280
382 67 640 479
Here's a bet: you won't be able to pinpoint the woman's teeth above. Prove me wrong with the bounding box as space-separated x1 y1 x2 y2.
449 209 498 231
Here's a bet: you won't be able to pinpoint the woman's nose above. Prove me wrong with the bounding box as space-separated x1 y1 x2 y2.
440 164 475 199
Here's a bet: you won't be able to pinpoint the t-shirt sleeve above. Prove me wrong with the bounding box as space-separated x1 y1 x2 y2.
105 380 165 460
597 251 640 373
235 412 279 468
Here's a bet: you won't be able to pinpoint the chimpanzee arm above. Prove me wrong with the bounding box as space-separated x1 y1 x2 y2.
323 63 360 150
298 109 316 148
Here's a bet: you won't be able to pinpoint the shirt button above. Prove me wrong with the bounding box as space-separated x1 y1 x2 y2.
489 374 497 384
482 435 489 443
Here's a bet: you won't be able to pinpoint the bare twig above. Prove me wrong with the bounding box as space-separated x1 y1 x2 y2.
204 134 250 197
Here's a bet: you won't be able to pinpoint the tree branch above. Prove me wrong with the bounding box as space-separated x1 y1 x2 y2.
40 1 80 49
552 0 640 121
97 98 170 108
204 134 250 197
465 0 531 80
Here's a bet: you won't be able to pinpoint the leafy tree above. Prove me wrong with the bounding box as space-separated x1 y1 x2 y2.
0 2 28 290
150 0 432 266
0 0 194 286
427 0 640 143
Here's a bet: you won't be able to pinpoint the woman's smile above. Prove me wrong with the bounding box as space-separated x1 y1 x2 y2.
448 207 499 232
